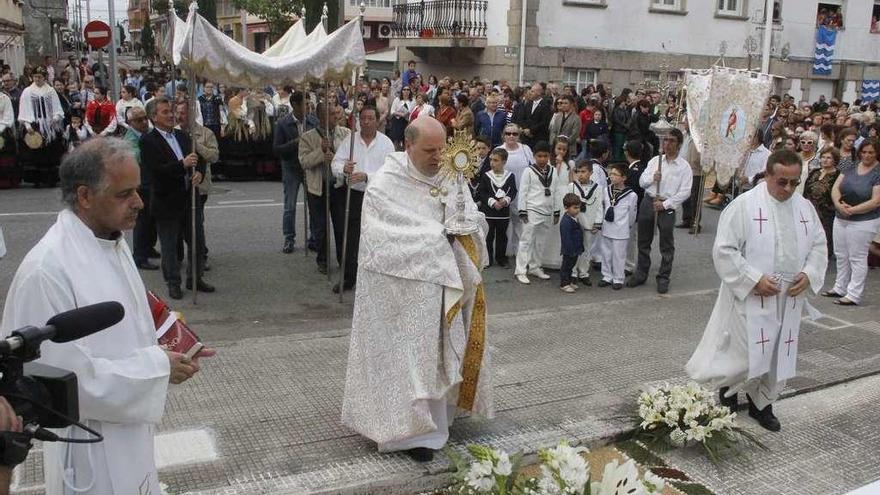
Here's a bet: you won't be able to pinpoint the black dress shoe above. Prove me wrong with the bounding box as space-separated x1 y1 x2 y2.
675 222 692 229
186 280 216 293
404 447 434 462
579 277 591 286
332 281 355 294
626 276 646 288
136 260 160 270
168 285 183 300
624 269 633 277
612 283 623 290
317 263 328 274
148 248 161 259
748 396 781 432
597 280 610 287
282 241 295 254
719 386 738 411
657 280 669 294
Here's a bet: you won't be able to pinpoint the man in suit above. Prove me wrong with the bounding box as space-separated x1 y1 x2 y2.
520 83 553 148
475 94 507 148
140 96 210 300
125 106 159 271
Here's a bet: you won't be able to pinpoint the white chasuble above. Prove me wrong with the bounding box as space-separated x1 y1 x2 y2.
341 152 493 450
686 182 826 393
742 189 815 381
1 210 170 495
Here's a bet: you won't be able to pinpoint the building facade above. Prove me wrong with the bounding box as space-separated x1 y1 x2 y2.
0 0 25 74
22 0 67 63
391 0 880 102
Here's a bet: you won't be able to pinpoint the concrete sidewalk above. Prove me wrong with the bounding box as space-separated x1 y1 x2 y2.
13 284 880 495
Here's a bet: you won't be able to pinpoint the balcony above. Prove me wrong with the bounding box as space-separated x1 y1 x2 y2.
389 0 488 49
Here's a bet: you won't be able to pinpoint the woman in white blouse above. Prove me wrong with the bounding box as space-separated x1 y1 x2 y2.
389 86 413 149
115 85 144 132
496 123 535 257
409 92 435 121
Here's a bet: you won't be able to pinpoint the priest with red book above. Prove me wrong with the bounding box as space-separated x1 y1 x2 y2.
1 138 214 494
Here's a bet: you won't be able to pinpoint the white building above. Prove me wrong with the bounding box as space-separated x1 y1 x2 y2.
390 0 880 102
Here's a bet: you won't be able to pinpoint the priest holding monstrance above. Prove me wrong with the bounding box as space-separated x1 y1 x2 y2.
341 118 493 462
686 150 827 432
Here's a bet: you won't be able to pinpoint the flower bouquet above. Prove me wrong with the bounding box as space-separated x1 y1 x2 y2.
444 441 666 495
634 382 766 463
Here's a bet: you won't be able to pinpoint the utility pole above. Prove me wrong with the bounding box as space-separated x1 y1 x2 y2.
108 0 119 99
760 0 773 74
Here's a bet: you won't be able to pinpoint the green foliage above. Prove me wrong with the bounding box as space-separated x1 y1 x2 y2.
140 21 155 58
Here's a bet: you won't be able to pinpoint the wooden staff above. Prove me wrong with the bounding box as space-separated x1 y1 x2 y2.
338 101 358 302
323 80 332 281
300 82 310 256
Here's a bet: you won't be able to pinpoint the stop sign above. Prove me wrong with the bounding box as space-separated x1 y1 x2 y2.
83 20 112 50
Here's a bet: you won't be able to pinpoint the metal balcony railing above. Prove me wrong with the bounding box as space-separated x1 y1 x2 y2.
391 0 487 39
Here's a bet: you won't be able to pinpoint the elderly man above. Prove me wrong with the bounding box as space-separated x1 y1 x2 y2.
342 118 492 462
140 96 209 299
125 106 159 271
687 150 827 431
1 138 213 494
518 83 553 148
475 93 506 148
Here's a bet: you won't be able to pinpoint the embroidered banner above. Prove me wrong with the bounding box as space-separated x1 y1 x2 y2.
700 68 773 187
685 69 713 155
812 26 836 76
862 80 880 102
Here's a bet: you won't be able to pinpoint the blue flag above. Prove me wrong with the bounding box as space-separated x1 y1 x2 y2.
812 26 836 76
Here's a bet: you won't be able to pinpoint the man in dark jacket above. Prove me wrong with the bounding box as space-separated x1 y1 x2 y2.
519 83 553 148
274 91 318 253
141 96 209 299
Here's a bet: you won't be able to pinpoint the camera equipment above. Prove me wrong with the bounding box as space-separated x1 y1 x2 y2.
0 301 124 466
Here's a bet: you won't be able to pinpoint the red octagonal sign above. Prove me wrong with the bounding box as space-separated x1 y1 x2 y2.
83 20 112 49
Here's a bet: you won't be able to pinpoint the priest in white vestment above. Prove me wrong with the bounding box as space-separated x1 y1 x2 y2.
341 118 493 462
1 138 209 494
686 149 827 432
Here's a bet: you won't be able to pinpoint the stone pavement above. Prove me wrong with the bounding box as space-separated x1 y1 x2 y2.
11 286 880 494
659 373 880 495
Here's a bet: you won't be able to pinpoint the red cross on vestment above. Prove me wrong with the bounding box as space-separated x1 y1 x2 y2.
753 207 768 234
756 327 770 354
799 211 809 236
785 329 796 357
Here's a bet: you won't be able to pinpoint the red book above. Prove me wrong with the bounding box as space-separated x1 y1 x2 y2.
147 291 205 359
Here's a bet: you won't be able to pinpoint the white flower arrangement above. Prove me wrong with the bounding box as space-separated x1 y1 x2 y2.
444 442 665 495
634 382 765 462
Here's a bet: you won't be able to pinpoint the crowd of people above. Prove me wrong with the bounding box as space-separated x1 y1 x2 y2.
1 55 879 301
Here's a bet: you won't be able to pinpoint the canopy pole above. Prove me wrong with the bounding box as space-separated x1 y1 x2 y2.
300 5 310 256
187 1 200 306
324 79 332 282
168 0 177 126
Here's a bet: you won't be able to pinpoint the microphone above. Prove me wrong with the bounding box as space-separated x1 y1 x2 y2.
0 302 125 355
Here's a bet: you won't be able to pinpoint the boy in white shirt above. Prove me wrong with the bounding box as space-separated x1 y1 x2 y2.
515 141 560 284
598 163 638 290
568 160 603 285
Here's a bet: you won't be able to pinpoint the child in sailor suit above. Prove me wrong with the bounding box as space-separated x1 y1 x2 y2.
599 162 638 287
569 160 604 284
478 148 517 267
514 141 560 281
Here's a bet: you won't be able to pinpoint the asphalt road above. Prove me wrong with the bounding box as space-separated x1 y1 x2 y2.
2 181 879 495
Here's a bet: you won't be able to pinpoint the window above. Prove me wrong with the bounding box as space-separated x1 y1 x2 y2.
652 0 681 9
816 1 844 29
872 1 879 33
717 0 741 15
563 69 597 93
351 0 391 6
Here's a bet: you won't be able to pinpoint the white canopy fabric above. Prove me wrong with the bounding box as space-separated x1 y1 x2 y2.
261 21 306 57
162 13 190 66
172 7 364 87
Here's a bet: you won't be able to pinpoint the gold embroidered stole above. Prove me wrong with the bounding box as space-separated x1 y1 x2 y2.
443 234 487 412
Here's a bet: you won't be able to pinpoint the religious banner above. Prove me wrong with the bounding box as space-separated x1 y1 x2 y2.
700 68 772 187
812 26 836 76
862 80 880 102
685 69 712 154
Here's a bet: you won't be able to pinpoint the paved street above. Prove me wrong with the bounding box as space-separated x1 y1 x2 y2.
2 181 879 494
